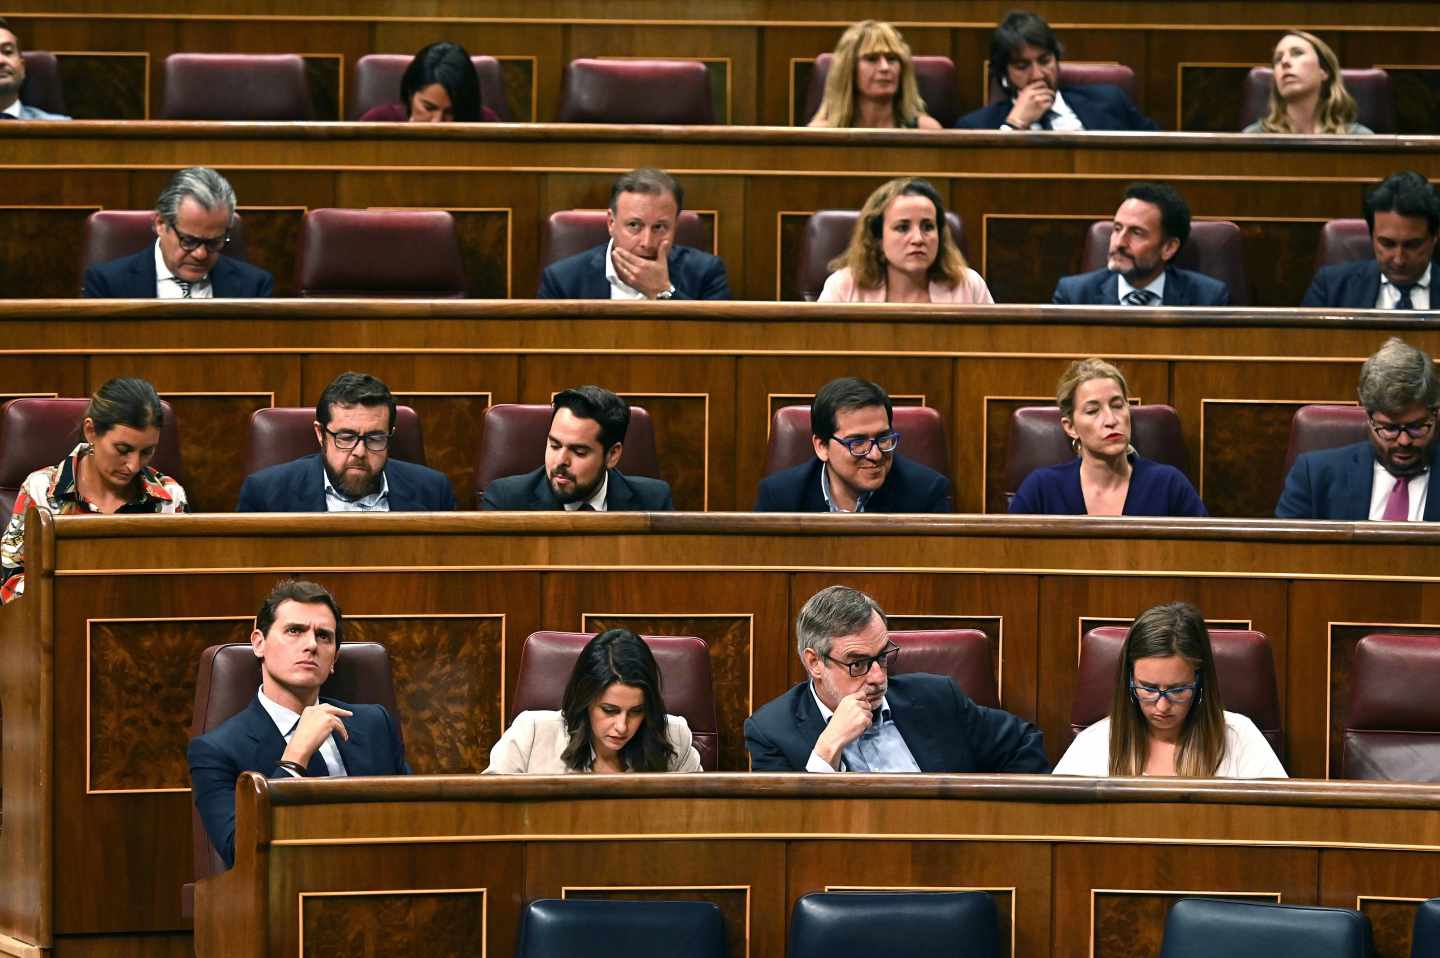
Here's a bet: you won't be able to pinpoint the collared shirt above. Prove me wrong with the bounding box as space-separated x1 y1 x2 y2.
256 686 349 779
819 463 873 513
1368 459 1430 521
804 684 921 773
0 443 186 604
603 239 648 301
153 241 213 299
2 99 20 119
322 467 390 512
1376 264 1432 310
1117 270 1166 305
1001 89 1082 131
562 469 609 511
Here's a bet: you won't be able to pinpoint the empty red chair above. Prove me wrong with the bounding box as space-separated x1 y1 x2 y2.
349 53 510 121
556 59 713 124
294 209 466 297
988 61 1138 105
1080 219 1250 306
1280 405 1368 477
19 51 66 116
1240 67 1393 133
800 53 959 127
160 53 313 121
792 209 968 302
1342 633 1440 782
81 210 249 275
539 210 712 272
243 406 427 476
1315 219 1373 269
888 629 998 708
1002 405 1189 506
764 404 950 481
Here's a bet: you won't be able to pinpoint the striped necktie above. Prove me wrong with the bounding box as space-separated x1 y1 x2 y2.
1122 288 1158 306
174 280 193 298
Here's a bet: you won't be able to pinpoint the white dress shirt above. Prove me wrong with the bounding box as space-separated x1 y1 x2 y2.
603 239 648 300
1001 89 1083 131
1117 270 1166 305
1376 264 1432 310
562 469 609 511
2 99 21 118
256 686 349 778
1368 461 1430 521
1052 711 1286 778
804 683 920 773
323 468 390 512
153 241 213 299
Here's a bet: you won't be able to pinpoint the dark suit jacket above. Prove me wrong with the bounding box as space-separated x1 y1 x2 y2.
753 455 952 513
537 243 731 300
479 465 674 510
1301 258 1440 309
1051 265 1231 306
82 244 274 298
744 672 1050 773
188 695 410 868
955 83 1158 131
235 453 456 512
1275 439 1440 520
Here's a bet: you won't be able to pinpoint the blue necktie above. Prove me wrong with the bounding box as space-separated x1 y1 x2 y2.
1395 284 1416 310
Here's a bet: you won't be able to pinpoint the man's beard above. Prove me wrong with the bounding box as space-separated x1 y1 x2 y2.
324 457 384 499
1375 440 1431 479
548 467 602 504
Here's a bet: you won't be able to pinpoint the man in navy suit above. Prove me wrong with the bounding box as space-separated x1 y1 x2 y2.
480 384 674 510
745 586 1049 773
1053 182 1231 306
538 168 730 300
82 167 273 298
955 11 1156 132
1301 171 1440 310
236 372 455 512
1277 338 1440 520
188 580 410 869
755 377 951 513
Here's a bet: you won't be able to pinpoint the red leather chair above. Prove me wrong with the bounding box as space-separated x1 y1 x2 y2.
19 51 66 116
184 641 399 914
349 53 510 121
764 405 950 481
160 53 314 121
81 210 249 275
244 406 426 476
508 631 719 771
294 209 467 298
1080 220 1250 306
1315 219 1373 270
0 397 183 527
1240 67 1394 133
539 210 712 272
800 53 960 127
1069 625 1284 758
1002 405 1189 506
1281 405 1368 477
472 404 661 506
987 62 1138 106
888 629 998 709
1341 633 1440 782
556 59 713 124
791 209 968 302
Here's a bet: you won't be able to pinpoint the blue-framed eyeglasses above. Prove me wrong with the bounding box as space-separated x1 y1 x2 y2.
821 643 900 678
1129 673 1201 705
829 431 901 458
1369 413 1437 441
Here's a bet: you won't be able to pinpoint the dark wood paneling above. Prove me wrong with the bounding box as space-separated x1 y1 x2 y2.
301 890 484 957
391 392 492 512
159 394 273 513
1179 66 1251 133
983 216 1093 305
1321 849 1440 958
54 53 147 120
1 208 99 298
1199 400 1309 518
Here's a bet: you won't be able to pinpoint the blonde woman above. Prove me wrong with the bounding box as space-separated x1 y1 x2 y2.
808 21 941 130
1244 31 1372 134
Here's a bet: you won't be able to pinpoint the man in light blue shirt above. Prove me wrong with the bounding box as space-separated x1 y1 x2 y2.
0 19 71 120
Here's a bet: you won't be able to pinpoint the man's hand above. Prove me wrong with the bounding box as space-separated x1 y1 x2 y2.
280 703 352 766
1006 80 1055 128
612 238 673 298
813 693 876 769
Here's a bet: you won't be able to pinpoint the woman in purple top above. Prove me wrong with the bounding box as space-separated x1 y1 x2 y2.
358 41 500 123
1009 358 1206 517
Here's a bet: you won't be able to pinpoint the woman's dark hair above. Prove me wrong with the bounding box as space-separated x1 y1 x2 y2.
84 377 165 436
400 41 481 122
560 629 676 772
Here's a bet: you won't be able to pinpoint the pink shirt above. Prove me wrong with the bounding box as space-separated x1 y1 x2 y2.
817 266 994 304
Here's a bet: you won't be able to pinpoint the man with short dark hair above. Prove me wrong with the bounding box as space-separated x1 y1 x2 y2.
537 168 731 300
1052 182 1231 306
1302 171 1440 310
480 385 674 510
753 377 951 512
0 18 70 120
236 371 455 511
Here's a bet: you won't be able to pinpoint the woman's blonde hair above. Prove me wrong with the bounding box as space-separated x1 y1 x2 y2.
810 20 928 128
829 177 968 289
1056 358 1128 422
1256 30 1359 134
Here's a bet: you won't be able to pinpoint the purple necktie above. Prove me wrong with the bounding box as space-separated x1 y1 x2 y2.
1382 475 1410 521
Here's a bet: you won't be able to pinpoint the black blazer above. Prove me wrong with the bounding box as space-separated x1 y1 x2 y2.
537 243 731 300
1300 258 1440 309
81 244 274 298
1275 439 1440 520
187 695 410 868
955 83 1158 131
744 672 1050 773
234 453 456 512
479 465 674 510
753 455 951 513
1051 265 1231 306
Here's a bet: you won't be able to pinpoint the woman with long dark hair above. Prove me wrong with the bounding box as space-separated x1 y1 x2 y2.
359 41 500 123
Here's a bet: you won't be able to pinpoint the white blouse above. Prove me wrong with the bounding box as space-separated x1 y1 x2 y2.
1052 710 1287 778
483 709 702 774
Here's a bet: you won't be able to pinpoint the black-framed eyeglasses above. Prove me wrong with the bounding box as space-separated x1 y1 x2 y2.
829 431 901 458
1369 412 1437 441
167 221 230 254
1129 672 1201 705
322 426 393 452
822 643 900 678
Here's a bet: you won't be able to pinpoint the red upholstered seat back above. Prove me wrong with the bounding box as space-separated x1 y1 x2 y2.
987 61 1138 105
800 53 960 127
161 53 313 121
1342 633 1440 782
1002 405 1188 505
294 209 467 297
792 209 968 302
81 210 250 278
1315 219 1373 270
244 406 427 476
1240 67 1394 133
763 405 951 481
508 631 719 771
19 51 66 115
539 210 712 271
888 629 998 709
1281 405 1368 477
556 59 713 124
349 53 511 121
1080 220 1250 305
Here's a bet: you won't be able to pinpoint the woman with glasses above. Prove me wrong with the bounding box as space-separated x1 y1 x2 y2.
808 21 941 130
1053 602 1286 777
1009 358 1206 516
359 41 500 123
485 629 702 774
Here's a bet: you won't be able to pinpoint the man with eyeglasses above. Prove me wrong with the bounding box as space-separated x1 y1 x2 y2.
753 377 951 512
236 372 455 512
1277 337 1440 520
82 167 274 298
745 586 1049 773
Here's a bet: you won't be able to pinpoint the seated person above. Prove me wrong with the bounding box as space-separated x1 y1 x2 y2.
537 168 731 300
358 41 501 123
1277 337 1440 520
1010 358 1206 516
745 585 1049 772
818 177 993 304
0 377 186 604
82 167 274 298
1302 171 1438 310
956 11 1156 131
236 371 456 512
485 629 702 773
754 377 951 513
0 18 70 119
1054 602 1287 777
1244 31 1372 135
188 580 410 869
480 385 674 511
807 20 941 130
1052 183 1230 306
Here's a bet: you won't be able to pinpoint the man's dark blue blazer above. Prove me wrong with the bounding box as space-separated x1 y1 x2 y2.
1301 258 1440 309
537 243 731 299
479 465 674 510
187 695 410 868
753 455 952 513
81 244 274 298
1052 266 1231 306
744 672 1050 772
235 453 456 512
955 83 1158 131
1275 439 1440 520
